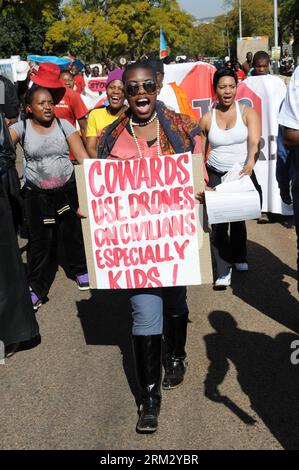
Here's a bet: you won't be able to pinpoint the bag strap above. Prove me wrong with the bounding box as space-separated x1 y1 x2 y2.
21 118 28 161
21 118 26 147
56 117 67 140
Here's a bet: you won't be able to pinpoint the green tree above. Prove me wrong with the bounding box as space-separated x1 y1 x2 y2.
223 0 274 56
0 0 61 57
45 0 197 62
279 0 299 62
45 1 128 61
191 21 228 58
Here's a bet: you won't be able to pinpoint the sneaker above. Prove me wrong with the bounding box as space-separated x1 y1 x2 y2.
29 288 42 311
76 273 90 291
215 268 232 288
234 262 249 272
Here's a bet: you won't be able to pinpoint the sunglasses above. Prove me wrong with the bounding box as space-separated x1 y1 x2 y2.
126 80 157 97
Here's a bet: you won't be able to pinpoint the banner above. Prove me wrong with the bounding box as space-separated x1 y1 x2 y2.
0 59 15 82
84 76 108 109
163 62 215 119
236 75 292 215
75 153 213 289
86 76 107 93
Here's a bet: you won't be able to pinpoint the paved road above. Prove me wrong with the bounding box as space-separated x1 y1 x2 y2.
0 216 298 450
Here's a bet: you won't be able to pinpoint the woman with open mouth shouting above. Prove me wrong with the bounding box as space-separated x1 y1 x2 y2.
86 69 127 158
95 60 204 434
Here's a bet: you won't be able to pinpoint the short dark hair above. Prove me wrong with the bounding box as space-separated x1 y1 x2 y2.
123 60 156 84
25 85 52 106
60 70 72 78
213 68 238 90
253 51 270 65
146 58 164 75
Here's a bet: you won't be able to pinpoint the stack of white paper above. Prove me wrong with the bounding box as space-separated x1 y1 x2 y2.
205 164 261 224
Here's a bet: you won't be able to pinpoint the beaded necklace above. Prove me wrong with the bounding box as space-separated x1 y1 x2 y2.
131 112 157 127
129 114 161 159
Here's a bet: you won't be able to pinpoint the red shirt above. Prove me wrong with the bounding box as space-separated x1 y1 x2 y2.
54 87 88 126
74 74 85 94
54 88 88 160
236 69 246 81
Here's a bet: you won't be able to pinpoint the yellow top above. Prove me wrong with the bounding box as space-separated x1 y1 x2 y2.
86 107 118 137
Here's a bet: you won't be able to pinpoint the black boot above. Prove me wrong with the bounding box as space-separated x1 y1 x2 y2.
162 315 188 390
132 334 162 433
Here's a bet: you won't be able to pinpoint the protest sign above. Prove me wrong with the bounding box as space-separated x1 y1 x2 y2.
86 76 107 93
237 36 269 63
0 59 15 82
236 75 292 215
163 62 215 119
75 153 212 289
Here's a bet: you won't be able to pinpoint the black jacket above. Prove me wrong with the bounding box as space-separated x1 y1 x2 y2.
0 75 19 119
0 112 16 176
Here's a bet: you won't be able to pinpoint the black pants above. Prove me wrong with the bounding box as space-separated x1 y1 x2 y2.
0 182 39 346
24 186 87 299
207 166 262 269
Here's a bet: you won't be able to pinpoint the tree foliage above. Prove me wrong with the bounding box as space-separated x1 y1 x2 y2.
1 0 296 63
224 0 274 48
45 0 197 62
279 0 299 58
0 0 61 57
193 23 227 58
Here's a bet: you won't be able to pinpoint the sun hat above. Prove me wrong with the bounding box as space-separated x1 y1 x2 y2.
106 68 124 88
31 62 65 89
16 61 30 81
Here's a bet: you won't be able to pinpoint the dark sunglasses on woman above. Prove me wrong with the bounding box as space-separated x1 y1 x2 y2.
126 80 157 96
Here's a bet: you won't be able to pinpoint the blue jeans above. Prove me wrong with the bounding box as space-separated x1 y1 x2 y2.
130 286 188 335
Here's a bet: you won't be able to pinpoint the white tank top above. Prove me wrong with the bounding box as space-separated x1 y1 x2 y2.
207 101 249 172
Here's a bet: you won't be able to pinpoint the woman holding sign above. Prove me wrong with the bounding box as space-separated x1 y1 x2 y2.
95 61 203 433
200 68 262 287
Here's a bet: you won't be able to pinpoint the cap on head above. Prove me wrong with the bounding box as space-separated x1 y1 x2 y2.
106 68 124 88
16 61 30 81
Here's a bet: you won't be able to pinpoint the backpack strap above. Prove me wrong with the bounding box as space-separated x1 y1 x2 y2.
21 118 28 161
56 117 67 140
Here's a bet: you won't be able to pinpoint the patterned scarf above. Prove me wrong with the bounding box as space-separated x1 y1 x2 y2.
97 100 201 159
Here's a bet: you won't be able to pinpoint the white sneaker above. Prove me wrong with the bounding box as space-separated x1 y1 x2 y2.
234 262 249 272
215 268 232 287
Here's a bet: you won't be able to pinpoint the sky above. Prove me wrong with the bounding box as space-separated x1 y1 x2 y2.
178 0 225 19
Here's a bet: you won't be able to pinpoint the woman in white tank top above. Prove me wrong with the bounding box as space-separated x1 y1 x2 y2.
200 68 262 287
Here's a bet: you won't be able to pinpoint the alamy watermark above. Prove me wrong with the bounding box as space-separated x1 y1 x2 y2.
290 340 299 365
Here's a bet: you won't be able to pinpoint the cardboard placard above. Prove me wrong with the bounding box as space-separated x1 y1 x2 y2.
237 37 269 64
86 77 107 93
75 153 212 289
